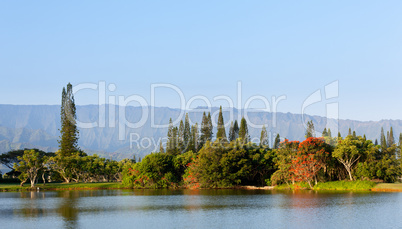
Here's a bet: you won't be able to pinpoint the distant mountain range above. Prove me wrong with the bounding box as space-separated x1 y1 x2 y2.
0 104 401 160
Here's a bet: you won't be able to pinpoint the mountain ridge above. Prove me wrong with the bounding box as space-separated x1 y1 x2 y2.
0 104 401 160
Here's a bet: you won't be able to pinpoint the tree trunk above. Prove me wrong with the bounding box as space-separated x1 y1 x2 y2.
20 178 28 187
30 175 37 188
308 180 313 189
346 167 353 181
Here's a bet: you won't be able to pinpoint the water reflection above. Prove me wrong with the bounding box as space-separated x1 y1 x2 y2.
57 191 79 229
0 189 401 228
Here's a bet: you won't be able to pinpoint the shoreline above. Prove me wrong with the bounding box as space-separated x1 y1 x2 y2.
1 182 402 193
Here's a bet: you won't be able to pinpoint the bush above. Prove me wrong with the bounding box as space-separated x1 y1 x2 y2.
122 152 179 189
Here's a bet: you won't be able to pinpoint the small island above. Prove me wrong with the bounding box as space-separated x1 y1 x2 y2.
1 83 401 192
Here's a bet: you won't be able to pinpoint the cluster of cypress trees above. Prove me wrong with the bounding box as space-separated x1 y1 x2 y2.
166 113 204 154
164 106 278 155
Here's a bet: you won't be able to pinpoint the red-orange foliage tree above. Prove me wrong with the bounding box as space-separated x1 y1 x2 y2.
289 137 330 188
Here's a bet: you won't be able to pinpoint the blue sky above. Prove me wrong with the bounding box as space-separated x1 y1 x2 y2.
0 1 401 121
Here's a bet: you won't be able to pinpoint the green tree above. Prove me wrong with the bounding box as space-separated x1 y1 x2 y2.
159 141 164 153
127 153 179 188
322 128 328 137
207 112 213 140
273 134 281 149
166 119 180 155
228 120 240 142
0 149 26 170
388 127 395 147
399 133 402 147
59 83 79 157
178 120 184 151
200 112 213 147
380 127 388 153
238 117 250 143
183 113 191 150
189 123 199 152
200 112 208 147
305 120 315 138
228 121 235 142
333 136 365 180
14 149 48 187
166 118 175 153
216 106 227 140
260 125 269 147
271 139 299 185
233 120 239 139
398 133 402 158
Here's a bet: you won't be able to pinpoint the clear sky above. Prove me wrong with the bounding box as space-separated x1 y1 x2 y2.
0 1 401 121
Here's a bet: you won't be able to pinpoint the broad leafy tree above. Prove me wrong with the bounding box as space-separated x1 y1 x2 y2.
13 149 48 187
333 136 365 180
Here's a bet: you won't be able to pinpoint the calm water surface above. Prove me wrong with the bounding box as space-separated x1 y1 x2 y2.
0 189 401 228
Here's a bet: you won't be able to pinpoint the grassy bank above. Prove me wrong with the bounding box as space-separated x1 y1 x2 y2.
0 182 123 192
2 181 401 192
313 180 376 191
274 180 377 191
274 182 310 190
371 183 402 192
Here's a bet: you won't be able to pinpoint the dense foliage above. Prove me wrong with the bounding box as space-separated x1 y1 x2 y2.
2 84 402 189
120 113 402 189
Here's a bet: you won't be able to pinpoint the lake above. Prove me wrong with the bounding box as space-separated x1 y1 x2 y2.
0 189 401 228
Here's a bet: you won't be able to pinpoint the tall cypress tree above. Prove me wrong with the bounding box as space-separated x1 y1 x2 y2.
348 128 352 136
173 127 179 154
338 132 341 138
398 133 402 159
399 133 402 147
200 112 213 147
183 113 191 150
159 141 164 153
380 127 387 151
166 118 174 152
207 112 213 140
190 123 199 152
59 83 79 156
200 112 208 146
388 127 394 147
178 120 184 151
228 121 235 142
260 125 268 147
322 128 328 137
327 128 332 138
216 106 226 140
305 120 315 138
352 131 357 138
374 139 378 146
387 131 390 147
273 134 280 149
238 117 250 143
233 120 239 140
